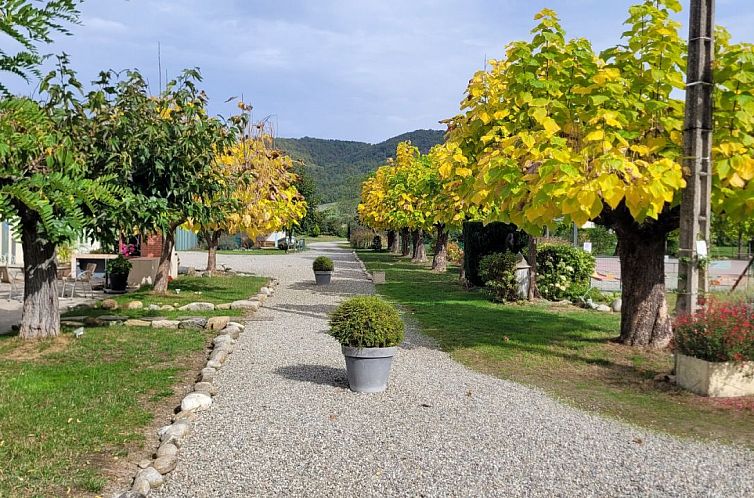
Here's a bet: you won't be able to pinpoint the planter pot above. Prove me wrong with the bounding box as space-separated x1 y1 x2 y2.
342 345 397 393
314 271 332 285
675 353 754 397
109 272 129 292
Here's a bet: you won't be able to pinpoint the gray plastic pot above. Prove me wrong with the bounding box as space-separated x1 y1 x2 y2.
314 271 332 285
342 345 397 393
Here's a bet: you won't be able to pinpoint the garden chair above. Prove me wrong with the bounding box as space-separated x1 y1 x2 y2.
65 263 97 298
2 266 24 301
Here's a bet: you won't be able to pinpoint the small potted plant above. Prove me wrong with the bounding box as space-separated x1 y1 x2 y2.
329 296 404 393
106 255 132 293
313 256 334 285
673 299 754 397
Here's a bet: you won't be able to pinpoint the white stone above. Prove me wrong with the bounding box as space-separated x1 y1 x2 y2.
181 392 212 412
178 302 216 312
611 298 622 313
151 319 181 329
153 455 177 475
134 466 164 489
227 321 245 329
230 300 260 311
131 477 151 495
206 316 230 331
156 442 179 458
260 286 272 296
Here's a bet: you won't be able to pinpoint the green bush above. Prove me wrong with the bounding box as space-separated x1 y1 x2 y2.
329 296 405 348
310 225 321 237
478 252 520 302
313 256 334 272
462 221 529 286
536 243 595 301
349 228 375 249
106 255 132 276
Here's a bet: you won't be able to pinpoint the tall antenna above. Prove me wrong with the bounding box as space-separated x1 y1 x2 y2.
158 41 162 92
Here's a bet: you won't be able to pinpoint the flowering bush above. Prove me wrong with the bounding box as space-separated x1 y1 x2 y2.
479 252 519 303
536 243 595 301
673 300 754 362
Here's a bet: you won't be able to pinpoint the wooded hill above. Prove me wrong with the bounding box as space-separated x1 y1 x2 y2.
276 129 444 204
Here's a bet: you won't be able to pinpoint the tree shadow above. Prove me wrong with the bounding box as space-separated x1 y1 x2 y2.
274 364 348 388
266 303 337 320
288 279 374 297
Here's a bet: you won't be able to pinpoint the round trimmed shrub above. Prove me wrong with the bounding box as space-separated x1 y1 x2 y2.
329 296 404 348
313 256 334 272
536 243 595 301
478 252 519 302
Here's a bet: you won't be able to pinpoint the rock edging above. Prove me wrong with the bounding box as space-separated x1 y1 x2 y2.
114 279 278 498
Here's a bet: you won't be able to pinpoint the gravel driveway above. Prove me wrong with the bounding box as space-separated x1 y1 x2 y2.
155 242 754 497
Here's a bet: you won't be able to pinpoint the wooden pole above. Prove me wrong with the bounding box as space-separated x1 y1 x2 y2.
677 0 715 316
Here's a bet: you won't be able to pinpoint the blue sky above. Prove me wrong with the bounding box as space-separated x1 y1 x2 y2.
6 0 753 142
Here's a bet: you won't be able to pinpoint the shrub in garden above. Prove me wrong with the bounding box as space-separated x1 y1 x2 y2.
673 300 754 362
349 228 375 249
462 221 528 286
478 252 520 302
536 243 595 301
372 235 383 252
447 241 464 265
313 256 334 272
329 296 405 348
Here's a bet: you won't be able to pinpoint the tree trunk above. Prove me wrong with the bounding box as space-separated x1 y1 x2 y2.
387 230 399 253
205 230 221 274
19 218 60 340
411 229 427 263
153 226 177 294
527 236 541 300
431 224 448 272
400 228 410 257
615 224 672 348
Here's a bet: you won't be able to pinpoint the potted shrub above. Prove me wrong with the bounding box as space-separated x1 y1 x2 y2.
673 299 754 397
329 296 404 393
313 256 334 285
106 255 132 293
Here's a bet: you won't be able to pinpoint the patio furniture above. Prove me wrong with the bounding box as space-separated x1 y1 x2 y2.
2 266 24 301
63 263 97 298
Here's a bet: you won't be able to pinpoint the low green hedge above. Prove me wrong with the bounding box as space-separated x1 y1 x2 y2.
313 256 334 272
329 296 404 348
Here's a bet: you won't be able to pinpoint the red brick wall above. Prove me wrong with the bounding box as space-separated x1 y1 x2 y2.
142 234 163 258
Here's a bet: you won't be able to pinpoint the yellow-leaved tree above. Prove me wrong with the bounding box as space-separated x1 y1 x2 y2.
436 0 754 348
194 127 307 273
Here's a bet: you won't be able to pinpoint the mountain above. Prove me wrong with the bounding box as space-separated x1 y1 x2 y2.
276 129 445 204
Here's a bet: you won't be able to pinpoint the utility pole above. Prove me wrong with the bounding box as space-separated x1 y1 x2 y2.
677 0 714 316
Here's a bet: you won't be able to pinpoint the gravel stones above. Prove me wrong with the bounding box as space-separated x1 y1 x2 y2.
206 316 230 331
151 243 754 498
180 393 212 413
178 302 216 312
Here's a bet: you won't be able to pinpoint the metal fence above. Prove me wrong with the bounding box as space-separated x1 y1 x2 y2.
175 228 199 251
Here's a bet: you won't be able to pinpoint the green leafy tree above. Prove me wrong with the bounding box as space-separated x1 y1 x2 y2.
0 60 123 339
0 0 81 96
437 1 754 348
86 69 236 292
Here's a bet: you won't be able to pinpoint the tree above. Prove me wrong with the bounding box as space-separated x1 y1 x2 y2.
0 61 122 339
195 124 307 273
87 69 236 292
435 1 754 348
0 0 80 96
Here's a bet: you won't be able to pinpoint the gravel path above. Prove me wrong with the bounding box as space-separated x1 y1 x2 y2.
155 242 754 497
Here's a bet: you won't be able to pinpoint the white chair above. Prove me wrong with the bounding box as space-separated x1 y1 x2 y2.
65 263 97 298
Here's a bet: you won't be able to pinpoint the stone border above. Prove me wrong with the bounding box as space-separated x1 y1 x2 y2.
114 279 278 498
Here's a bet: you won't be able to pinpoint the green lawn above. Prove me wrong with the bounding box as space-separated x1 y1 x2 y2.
0 325 213 496
61 275 266 321
358 250 754 447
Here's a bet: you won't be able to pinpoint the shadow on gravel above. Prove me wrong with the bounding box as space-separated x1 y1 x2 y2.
275 364 348 388
288 279 373 297
266 303 337 320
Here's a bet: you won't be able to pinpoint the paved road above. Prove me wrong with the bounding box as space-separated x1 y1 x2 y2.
154 242 754 497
